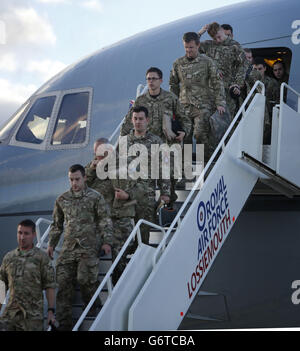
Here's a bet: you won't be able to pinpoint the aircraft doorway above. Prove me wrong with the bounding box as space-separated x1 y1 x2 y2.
247 46 292 85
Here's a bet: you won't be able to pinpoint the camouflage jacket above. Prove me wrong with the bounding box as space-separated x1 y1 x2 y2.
222 36 241 47
275 72 289 101
120 88 191 142
119 131 171 197
85 162 148 219
198 33 241 47
263 75 280 118
48 186 114 251
169 53 226 109
276 72 289 86
246 65 262 88
199 37 248 89
263 75 280 103
240 64 263 99
0 247 55 320
85 163 114 208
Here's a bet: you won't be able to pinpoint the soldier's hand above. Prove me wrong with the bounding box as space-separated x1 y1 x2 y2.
198 24 209 36
230 84 241 96
160 195 170 204
101 244 111 255
217 106 225 115
47 246 54 260
175 131 185 142
91 158 99 169
114 188 129 200
47 310 56 327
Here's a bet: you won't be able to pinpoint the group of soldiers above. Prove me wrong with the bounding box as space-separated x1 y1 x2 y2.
0 21 289 331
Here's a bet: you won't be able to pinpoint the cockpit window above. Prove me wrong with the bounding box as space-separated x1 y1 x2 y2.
15 96 55 144
0 102 29 141
51 92 89 145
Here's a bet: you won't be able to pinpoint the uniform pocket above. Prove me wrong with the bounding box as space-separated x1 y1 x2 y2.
77 256 99 286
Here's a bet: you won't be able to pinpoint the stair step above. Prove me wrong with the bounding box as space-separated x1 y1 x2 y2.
78 317 96 331
186 313 224 322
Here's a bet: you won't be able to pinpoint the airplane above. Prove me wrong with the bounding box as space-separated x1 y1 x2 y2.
0 0 300 330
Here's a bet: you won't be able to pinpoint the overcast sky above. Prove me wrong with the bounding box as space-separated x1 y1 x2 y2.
0 0 248 126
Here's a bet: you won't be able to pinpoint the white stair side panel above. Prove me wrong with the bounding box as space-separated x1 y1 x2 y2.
89 244 156 331
277 103 300 187
269 106 280 170
237 93 265 162
128 94 266 331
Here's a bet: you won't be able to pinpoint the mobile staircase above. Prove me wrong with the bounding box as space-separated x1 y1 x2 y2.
32 81 300 331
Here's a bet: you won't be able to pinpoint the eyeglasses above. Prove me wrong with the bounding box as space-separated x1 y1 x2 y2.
146 77 160 81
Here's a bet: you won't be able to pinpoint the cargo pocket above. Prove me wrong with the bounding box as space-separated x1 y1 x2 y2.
77 256 99 286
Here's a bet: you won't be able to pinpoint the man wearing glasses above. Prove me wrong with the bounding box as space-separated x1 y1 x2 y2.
121 67 191 143
120 67 191 205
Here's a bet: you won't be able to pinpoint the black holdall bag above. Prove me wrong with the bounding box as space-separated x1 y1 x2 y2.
209 109 231 144
158 204 178 227
171 116 184 136
171 113 184 136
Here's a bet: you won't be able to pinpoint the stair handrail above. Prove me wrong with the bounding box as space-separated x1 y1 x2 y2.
35 218 53 247
108 117 125 145
35 218 65 261
280 82 300 112
152 80 266 267
72 219 166 331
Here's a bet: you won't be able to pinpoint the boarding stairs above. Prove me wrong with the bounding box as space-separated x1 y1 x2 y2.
24 81 300 331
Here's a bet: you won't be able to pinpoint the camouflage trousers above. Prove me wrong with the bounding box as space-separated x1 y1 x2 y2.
0 313 43 331
183 104 216 163
55 247 101 330
161 146 181 204
225 88 238 121
135 193 157 245
111 217 135 286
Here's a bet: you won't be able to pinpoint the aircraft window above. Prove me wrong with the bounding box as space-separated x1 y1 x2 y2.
51 92 89 145
15 96 55 144
0 102 29 141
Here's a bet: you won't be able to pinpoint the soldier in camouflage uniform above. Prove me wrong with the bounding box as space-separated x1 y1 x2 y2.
272 60 289 102
0 219 56 331
198 22 248 119
85 138 115 210
221 24 233 38
244 49 263 89
272 60 289 85
47 164 114 330
253 57 280 144
120 67 191 142
120 67 191 204
169 32 226 163
85 138 148 285
121 106 171 244
109 177 148 285
239 48 263 102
